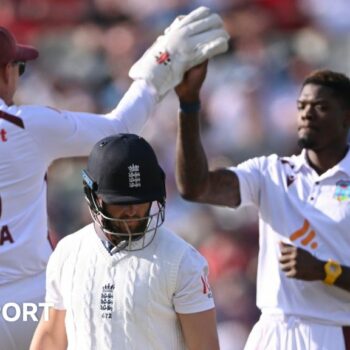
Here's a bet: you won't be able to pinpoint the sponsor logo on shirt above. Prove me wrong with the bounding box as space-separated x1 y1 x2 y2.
289 219 318 250
334 180 350 202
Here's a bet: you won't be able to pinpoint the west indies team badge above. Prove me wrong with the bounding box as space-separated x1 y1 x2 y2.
334 180 350 202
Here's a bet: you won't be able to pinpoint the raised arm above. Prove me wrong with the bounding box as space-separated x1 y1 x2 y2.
175 62 241 208
23 7 229 162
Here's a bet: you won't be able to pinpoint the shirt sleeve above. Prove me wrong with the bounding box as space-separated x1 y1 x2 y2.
228 156 267 207
16 80 157 161
173 246 215 314
45 242 65 310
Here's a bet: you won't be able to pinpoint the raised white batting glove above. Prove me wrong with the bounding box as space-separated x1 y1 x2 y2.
129 6 229 101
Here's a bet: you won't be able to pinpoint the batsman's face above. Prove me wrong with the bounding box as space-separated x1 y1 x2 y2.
297 84 350 151
103 202 151 235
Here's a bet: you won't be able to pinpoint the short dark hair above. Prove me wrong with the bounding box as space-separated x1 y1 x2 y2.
301 69 350 109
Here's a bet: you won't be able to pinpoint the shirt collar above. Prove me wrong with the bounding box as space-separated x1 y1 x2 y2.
334 146 350 176
291 149 308 173
292 146 350 176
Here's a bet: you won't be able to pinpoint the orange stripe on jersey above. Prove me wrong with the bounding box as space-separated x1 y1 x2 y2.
290 219 310 241
301 230 315 246
0 110 24 128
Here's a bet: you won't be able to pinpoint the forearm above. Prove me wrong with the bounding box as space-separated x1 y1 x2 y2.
176 102 210 201
332 265 350 292
108 80 157 134
281 243 350 292
315 259 350 292
30 333 66 350
174 62 240 206
305 257 350 292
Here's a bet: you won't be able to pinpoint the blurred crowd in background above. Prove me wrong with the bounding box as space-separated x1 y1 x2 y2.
3 0 350 348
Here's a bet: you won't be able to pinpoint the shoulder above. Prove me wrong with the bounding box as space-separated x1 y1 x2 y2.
0 103 49 129
228 154 279 174
155 227 204 261
237 154 299 172
7 103 62 118
46 224 95 279
5 103 67 131
53 224 94 258
154 228 209 289
156 227 191 248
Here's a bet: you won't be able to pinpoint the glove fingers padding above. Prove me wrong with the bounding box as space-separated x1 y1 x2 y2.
160 24 228 57
187 28 229 49
164 17 183 34
175 6 211 28
201 36 230 57
186 34 229 70
129 6 229 100
185 14 224 36
188 36 229 69
164 6 212 34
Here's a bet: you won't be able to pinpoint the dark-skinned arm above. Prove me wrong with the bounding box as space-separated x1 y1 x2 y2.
175 62 240 208
279 242 350 293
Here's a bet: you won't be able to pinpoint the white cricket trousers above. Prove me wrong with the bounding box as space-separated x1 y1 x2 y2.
244 313 347 350
0 270 46 350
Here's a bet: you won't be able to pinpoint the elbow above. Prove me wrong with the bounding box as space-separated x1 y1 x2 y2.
177 183 204 202
179 191 197 202
176 170 209 203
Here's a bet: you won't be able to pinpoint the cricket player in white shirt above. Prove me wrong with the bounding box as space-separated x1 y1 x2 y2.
0 9 229 350
30 133 219 350
175 62 350 349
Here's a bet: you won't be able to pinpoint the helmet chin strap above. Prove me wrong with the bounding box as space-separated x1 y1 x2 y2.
110 241 129 255
93 222 129 254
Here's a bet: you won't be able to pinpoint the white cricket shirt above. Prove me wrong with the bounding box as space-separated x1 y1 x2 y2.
231 149 350 325
0 80 156 285
46 224 215 350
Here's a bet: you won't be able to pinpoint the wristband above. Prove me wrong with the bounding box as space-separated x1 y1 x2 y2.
179 100 201 114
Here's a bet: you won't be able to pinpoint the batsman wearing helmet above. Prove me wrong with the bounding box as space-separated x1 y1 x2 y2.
0 7 229 350
30 134 219 350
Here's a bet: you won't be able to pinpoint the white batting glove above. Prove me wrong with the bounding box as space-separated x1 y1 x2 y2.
129 7 229 101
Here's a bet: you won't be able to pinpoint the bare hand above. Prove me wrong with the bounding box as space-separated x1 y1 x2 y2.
175 61 208 102
279 242 325 281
